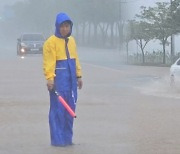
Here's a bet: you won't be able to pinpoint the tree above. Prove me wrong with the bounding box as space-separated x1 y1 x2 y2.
130 20 154 63
136 2 180 64
124 21 135 63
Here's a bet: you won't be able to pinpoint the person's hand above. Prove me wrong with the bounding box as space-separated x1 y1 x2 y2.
47 80 54 91
77 78 83 89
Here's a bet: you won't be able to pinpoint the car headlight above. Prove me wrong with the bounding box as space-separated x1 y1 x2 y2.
20 42 27 47
20 48 25 53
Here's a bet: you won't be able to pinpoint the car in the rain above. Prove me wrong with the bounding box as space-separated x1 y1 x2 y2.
170 57 180 86
17 33 45 56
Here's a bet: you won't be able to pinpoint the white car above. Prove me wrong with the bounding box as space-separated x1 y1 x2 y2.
170 57 180 86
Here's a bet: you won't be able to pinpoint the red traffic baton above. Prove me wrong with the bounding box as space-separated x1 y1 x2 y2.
54 90 77 118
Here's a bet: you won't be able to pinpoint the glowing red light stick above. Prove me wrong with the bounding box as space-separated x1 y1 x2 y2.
54 90 76 118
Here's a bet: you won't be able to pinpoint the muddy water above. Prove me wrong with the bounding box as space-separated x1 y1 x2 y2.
0 52 180 154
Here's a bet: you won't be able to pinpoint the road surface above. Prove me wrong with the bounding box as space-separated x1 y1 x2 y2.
0 48 180 154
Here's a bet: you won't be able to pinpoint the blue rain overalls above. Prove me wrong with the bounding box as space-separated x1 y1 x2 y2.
49 38 77 146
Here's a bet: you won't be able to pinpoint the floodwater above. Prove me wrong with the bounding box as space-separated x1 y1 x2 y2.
0 46 180 154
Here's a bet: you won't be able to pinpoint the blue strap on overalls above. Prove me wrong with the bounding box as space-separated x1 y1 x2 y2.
65 38 70 59
64 38 74 90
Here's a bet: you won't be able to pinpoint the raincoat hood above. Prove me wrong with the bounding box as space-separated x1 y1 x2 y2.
55 13 73 38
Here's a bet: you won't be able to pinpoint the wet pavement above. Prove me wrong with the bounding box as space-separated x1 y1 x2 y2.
0 48 180 154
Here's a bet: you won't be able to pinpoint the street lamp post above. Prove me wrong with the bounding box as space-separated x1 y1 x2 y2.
170 0 175 63
118 0 122 49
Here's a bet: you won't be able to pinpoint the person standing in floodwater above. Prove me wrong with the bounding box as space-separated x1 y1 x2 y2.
43 12 83 147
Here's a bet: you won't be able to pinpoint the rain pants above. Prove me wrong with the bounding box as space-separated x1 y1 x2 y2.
43 13 82 146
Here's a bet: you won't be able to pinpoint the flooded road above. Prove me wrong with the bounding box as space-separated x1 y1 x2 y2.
0 48 180 154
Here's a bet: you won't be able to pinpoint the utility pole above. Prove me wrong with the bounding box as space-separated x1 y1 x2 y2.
118 0 122 50
118 0 125 51
170 0 175 63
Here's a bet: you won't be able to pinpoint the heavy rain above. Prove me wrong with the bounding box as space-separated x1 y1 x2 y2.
0 0 180 154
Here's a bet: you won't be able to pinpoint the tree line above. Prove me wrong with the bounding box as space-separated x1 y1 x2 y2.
1 0 180 65
0 0 124 48
126 0 180 64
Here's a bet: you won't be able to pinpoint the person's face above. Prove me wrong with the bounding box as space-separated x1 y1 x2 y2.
59 22 71 37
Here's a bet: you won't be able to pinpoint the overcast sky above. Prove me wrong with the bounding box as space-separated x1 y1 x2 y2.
0 0 19 8
0 0 170 10
126 0 170 19
0 0 23 13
